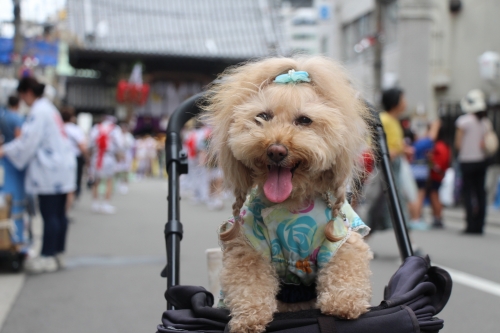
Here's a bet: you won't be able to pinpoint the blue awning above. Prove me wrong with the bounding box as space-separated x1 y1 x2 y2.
0 37 59 66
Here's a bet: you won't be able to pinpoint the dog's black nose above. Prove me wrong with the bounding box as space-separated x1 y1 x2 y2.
267 144 288 163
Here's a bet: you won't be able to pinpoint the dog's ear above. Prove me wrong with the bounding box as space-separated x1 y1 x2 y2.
213 141 254 197
201 97 254 198
298 55 372 194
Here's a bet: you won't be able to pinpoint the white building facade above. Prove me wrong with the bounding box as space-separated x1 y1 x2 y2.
319 0 500 119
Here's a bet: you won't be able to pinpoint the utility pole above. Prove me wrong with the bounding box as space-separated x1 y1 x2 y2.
373 0 383 107
13 0 23 77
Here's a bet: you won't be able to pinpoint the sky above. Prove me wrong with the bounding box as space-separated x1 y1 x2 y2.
0 0 66 23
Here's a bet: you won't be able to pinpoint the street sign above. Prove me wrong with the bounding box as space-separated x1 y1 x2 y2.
318 4 331 21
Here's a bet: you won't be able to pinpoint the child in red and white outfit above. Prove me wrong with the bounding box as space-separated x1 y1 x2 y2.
427 129 451 228
89 116 123 214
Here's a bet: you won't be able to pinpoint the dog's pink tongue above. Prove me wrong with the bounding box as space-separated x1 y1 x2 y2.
263 166 293 203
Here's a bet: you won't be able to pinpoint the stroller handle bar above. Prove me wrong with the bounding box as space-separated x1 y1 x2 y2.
165 93 205 170
163 94 413 309
163 93 204 310
365 104 413 259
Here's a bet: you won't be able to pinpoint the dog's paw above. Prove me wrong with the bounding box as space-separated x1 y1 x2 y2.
318 293 370 320
228 317 269 333
228 305 274 333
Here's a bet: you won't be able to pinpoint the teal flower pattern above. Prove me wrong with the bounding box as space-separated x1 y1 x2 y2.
224 192 370 286
317 245 334 266
271 239 282 257
276 216 317 258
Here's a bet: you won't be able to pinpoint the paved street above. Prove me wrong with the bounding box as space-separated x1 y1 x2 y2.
1 178 500 332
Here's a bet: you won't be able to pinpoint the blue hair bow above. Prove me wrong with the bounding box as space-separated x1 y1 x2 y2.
274 69 311 84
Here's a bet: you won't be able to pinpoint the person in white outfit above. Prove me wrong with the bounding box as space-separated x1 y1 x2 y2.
0 77 76 273
88 116 123 214
61 107 87 210
115 122 135 194
135 132 157 178
455 89 493 234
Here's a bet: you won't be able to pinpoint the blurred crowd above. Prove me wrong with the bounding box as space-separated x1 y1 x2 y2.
0 75 498 275
0 77 167 274
180 120 226 211
357 87 499 249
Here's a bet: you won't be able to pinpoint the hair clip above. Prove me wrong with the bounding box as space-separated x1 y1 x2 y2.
274 69 311 84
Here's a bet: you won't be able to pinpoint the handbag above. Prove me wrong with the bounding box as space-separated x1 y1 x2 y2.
483 120 499 156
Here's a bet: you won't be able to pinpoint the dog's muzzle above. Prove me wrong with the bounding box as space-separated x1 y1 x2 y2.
267 144 288 163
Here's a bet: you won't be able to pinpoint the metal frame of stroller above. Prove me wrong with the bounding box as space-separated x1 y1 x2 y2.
161 92 451 332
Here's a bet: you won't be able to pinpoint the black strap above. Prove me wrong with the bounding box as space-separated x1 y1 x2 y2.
317 316 337 333
276 282 317 303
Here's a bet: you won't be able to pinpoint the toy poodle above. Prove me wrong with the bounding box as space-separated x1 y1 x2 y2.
202 56 373 333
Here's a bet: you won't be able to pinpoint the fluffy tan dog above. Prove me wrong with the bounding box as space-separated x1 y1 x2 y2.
202 56 373 333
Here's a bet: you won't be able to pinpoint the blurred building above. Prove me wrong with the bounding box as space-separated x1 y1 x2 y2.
282 1 319 55
0 17 61 107
328 0 500 122
63 0 289 123
280 0 336 56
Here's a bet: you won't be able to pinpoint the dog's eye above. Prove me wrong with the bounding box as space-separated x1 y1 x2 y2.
256 112 271 121
294 116 312 126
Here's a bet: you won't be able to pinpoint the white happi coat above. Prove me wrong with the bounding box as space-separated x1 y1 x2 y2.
88 121 123 179
3 97 76 195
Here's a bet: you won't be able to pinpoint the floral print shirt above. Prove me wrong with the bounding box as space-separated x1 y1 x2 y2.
221 190 370 286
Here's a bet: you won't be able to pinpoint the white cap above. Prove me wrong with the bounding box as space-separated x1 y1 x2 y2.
460 89 486 113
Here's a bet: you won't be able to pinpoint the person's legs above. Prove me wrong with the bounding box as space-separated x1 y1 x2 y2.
429 190 443 227
460 163 475 232
29 194 68 272
471 162 487 233
92 178 100 200
198 165 210 204
100 177 116 214
38 194 60 257
91 178 102 212
147 158 153 177
408 182 429 230
207 168 224 211
117 171 129 194
66 191 74 213
408 200 421 221
56 193 69 254
105 177 113 201
75 155 85 198
415 186 427 219
137 158 146 178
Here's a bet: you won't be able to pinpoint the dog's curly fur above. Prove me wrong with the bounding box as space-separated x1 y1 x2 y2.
202 56 373 333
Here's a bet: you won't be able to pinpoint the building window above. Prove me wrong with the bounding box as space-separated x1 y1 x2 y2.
292 47 314 55
292 16 317 26
321 36 328 54
342 12 375 61
292 33 316 40
383 0 398 45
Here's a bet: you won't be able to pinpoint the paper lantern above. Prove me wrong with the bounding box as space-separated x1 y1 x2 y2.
116 80 150 105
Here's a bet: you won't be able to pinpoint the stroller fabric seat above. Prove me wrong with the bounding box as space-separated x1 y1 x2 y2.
157 255 451 333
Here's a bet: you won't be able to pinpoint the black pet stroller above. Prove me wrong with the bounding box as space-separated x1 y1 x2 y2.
157 93 452 333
